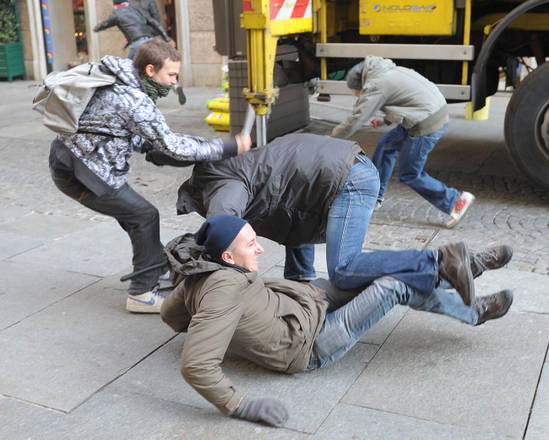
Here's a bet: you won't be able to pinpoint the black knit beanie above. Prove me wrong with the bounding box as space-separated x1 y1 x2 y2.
195 215 248 259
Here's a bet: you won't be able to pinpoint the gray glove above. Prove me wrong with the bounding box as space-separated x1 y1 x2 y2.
232 396 289 427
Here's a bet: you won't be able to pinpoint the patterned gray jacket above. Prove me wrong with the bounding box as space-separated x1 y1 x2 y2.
57 56 236 190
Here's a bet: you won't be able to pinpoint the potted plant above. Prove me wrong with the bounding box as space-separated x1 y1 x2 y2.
0 0 25 81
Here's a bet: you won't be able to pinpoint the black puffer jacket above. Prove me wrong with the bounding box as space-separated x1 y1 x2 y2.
176 133 362 247
94 4 170 45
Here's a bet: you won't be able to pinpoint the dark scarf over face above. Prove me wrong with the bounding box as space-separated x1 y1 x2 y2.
140 75 172 103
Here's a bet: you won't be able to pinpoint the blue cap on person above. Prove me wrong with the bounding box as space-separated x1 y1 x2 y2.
194 215 248 259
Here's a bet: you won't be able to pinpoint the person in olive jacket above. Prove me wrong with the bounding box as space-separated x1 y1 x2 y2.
160 215 513 427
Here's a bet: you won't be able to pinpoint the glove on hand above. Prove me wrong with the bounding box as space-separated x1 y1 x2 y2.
232 396 289 427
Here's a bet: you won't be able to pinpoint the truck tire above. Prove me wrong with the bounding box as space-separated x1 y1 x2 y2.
504 61 549 189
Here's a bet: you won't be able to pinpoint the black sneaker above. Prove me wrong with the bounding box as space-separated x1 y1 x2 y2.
474 289 513 325
470 245 513 278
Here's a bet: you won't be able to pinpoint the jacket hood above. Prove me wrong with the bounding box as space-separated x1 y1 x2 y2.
165 233 225 281
362 56 396 84
100 55 143 90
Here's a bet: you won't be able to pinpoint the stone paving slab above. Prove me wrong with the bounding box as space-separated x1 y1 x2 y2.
312 403 511 440
343 311 549 438
0 205 32 224
0 396 64 440
473 269 549 314
9 221 132 277
113 334 377 434
0 120 53 140
0 260 98 330
38 387 310 440
0 231 42 260
525 362 549 440
0 212 96 241
0 281 173 412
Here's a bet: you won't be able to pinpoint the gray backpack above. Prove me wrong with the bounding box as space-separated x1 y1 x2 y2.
32 62 116 134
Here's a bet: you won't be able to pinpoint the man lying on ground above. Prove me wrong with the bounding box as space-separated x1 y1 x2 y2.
160 215 513 427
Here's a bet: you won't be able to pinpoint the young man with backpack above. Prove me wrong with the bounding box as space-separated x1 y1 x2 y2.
47 38 251 313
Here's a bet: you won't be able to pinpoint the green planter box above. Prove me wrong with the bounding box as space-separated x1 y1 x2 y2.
0 41 26 81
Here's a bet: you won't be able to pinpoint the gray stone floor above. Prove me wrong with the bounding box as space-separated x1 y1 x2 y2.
0 80 547 439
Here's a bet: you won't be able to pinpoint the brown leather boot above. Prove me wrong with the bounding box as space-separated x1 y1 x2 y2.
470 245 513 278
438 242 475 306
474 289 513 325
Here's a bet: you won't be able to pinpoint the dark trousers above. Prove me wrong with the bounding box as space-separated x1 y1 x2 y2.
49 147 164 295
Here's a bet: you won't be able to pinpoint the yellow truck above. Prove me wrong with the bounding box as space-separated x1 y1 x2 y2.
213 0 549 188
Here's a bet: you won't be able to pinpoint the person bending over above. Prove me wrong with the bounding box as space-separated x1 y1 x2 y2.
150 133 510 306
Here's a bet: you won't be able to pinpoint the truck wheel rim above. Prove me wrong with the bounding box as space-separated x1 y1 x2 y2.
535 100 549 160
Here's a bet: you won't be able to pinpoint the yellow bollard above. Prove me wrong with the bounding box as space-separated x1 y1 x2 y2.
465 97 491 120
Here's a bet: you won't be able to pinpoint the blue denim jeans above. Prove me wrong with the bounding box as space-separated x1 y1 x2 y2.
307 277 478 370
372 123 459 214
127 36 154 60
326 155 439 294
284 245 316 280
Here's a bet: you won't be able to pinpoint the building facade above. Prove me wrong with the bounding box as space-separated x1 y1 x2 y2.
15 0 223 86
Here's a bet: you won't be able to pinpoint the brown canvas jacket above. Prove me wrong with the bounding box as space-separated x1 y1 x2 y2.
160 234 328 414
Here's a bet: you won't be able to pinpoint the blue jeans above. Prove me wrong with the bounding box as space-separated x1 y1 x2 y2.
284 245 316 280
307 277 478 370
127 36 154 60
372 124 459 214
326 155 439 294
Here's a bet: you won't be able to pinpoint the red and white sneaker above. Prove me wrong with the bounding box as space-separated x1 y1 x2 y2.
446 191 475 228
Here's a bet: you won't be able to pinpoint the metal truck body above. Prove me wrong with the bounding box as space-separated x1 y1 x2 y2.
213 0 549 188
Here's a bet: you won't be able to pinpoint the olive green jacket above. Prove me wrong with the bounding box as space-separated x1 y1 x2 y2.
160 234 328 415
